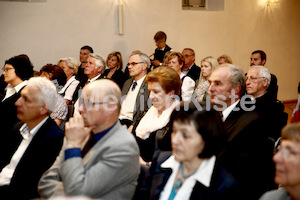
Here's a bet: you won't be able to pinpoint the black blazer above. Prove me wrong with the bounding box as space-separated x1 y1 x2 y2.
121 78 150 125
0 86 25 139
148 151 241 200
218 101 277 200
186 63 201 83
0 117 64 200
103 68 126 89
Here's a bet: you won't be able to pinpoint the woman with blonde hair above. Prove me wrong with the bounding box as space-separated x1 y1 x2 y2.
57 57 80 105
194 56 218 102
103 51 126 89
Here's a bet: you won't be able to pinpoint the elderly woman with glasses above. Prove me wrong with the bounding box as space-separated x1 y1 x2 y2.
147 103 241 200
260 122 300 200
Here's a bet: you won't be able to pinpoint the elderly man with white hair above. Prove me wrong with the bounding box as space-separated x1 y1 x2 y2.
246 65 287 141
0 77 64 200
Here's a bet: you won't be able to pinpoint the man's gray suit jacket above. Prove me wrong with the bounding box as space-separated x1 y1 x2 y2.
38 121 140 200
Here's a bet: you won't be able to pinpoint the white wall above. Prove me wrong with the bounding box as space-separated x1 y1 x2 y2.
0 0 299 101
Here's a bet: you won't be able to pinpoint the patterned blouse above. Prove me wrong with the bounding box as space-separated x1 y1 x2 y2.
195 78 210 102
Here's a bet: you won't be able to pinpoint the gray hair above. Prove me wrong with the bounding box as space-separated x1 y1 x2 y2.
219 63 246 95
27 77 57 114
130 52 151 70
58 57 79 75
251 65 271 87
89 53 106 73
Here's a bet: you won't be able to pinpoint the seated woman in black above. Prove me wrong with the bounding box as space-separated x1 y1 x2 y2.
103 51 126 89
132 66 182 162
148 102 241 200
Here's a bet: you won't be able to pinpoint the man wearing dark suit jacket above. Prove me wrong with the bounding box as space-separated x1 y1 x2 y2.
208 64 276 200
119 52 150 128
246 65 287 141
38 79 140 199
0 77 64 200
182 48 201 82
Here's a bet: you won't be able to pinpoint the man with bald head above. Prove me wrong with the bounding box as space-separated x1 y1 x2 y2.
38 79 140 199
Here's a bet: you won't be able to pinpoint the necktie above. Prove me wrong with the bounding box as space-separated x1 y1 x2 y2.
132 82 137 91
81 133 96 157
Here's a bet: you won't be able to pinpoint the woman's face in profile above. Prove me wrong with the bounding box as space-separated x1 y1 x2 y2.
107 56 119 69
171 121 205 163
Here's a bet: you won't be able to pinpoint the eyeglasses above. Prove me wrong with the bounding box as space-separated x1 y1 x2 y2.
79 98 109 110
126 62 144 67
246 76 265 82
2 67 14 72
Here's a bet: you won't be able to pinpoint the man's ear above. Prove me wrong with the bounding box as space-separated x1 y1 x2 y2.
142 63 148 71
263 78 268 87
40 105 48 115
262 59 266 66
233 84 242 96
97 66 103 73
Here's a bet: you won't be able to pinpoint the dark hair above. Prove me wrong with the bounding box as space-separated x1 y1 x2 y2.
81 45 94 53
169 102 227 158
4 54 34 81
154 31 167 42
252 50 266 62
40 64 67 86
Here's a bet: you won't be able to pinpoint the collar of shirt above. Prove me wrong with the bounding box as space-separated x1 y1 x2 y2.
92 121 117 142
88 74 101 83
132 75 146 90
222 99 240 121
158 47 166 51
161 155 216 187
182 63 194 73
14 80 28 93
19 116 49 140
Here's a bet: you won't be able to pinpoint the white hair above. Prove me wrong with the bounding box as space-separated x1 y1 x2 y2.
26 77 57 113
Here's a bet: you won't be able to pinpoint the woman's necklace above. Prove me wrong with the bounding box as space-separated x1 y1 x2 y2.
174 162 198 191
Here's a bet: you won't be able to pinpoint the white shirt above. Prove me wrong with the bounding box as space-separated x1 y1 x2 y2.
222 100 240 121
0 117 49 186
73 75 102 117
159 155 216 200
2 81 28 102
119 75 146 121
180 73 195 102
58 76 79 101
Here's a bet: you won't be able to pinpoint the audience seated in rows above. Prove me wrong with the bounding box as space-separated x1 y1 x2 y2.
194 56 218 102
38 79 140 199
0 77 64 200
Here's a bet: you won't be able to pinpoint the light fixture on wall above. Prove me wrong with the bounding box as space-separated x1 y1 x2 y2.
267 0 279 6
118 3 124 35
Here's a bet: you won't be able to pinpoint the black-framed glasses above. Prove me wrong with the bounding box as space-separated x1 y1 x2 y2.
246 76 265 82
2 67 14 72
126 62 145 67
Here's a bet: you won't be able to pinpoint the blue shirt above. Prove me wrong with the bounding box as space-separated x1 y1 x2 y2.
64 122 117 160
